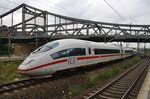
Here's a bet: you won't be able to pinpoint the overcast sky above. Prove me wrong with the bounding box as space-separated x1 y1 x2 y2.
1 0 150 25
0 0 150 48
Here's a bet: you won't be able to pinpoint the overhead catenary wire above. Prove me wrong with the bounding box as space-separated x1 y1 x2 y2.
105 0 136 24
0 5 22 15
5 0 19 5
1 0 79 23
104 0 129 23
32 0 88 19
0 0 23 14
3 0 84 19
0 5 10 10
118 0 136 24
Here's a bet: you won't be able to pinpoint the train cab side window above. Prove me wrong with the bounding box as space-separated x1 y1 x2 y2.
67 49 76 56
51 48 85 59
51 50 67 59
59 50 67 58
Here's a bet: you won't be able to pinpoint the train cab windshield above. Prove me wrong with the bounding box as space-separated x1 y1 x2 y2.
32 42 59 54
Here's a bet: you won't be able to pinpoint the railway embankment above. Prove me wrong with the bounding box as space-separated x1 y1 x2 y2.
0 56 142 99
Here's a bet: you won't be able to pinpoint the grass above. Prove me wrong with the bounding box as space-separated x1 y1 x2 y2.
69 84 82 96
0 61 25 84
86 66 122 88
86 56 141 88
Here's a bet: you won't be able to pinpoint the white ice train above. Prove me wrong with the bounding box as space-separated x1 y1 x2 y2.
18 39 135 77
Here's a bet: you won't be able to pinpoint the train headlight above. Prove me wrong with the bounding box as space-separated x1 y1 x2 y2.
26 60 35 66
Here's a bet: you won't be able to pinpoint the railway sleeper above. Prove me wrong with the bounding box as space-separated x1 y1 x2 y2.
106 89 126 94
120 76 137 81
88 92 94 95
112 84 129 89
131 89 140 94
131 88 140 93
11 84 18 88
1 86 9 90
114 83 131 87
129 92 139 97
13 90 19 93
132 86 141 91
18 83 24 86
24 81 32 84
117 79 134 83
109 86 127 92
137 81 144 85
99 94 117 99
102 91 123 98
128 95 137 99
83 96 89 99
118 79 135 83
117 80 133 84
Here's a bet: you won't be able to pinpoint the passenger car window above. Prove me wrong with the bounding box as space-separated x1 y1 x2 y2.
67 48 86 56
80 48 86 55
125 50 133 53
94 49 120 55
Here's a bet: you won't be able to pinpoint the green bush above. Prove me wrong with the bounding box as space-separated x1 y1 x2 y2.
0 61 24 84
69 84 82 96
86 75 99 88
0 44 14 55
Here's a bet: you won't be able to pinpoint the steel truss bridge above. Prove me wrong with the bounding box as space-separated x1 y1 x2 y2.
0 3 150 44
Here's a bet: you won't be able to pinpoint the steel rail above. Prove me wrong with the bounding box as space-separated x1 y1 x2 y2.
85 57 149 99
0 78 48 95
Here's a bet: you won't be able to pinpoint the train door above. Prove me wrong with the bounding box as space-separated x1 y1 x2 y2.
120 47 123 59
86 42 93 64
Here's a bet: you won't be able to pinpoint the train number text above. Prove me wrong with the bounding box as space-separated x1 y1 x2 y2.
68 57 76 64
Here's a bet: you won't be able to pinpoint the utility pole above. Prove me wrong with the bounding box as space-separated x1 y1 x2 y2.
144 43 146 57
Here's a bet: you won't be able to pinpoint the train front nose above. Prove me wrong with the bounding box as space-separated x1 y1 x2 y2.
17 65 32 76
17 59 36 76
18 59 52 77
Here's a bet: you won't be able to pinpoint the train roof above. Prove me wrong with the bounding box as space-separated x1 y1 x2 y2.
50 39 121 49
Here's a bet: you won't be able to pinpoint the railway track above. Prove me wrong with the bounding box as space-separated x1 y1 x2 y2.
84 57 150 99
0 78 50 95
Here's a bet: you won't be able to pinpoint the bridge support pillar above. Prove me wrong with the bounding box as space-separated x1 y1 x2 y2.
137 42 139 51
8 38 11 58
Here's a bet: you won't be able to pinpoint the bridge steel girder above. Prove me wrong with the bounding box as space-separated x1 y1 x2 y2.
0 3 150 44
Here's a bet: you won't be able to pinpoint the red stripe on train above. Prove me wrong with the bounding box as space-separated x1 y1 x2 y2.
77 56 99 60
77 54 128 60
100 54 121 57
18 53 130 72
18 59 67 72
